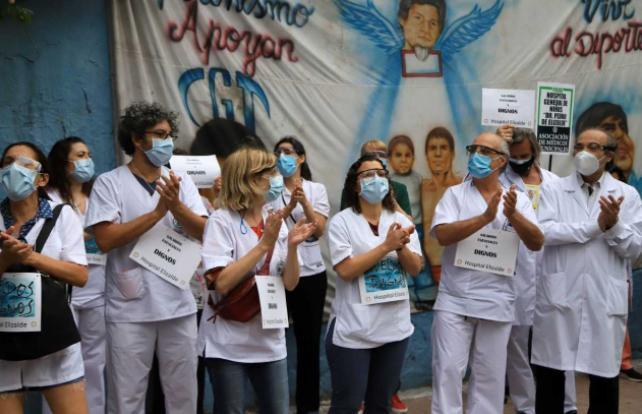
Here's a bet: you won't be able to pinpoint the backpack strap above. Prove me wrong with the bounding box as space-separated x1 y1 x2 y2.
34 204 66 254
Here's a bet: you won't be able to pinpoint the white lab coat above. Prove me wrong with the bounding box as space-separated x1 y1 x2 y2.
532 172 642 377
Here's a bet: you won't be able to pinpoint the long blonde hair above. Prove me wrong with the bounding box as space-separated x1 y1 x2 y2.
216 146 276 211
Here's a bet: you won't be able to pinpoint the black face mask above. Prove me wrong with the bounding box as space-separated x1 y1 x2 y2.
509 156 535 176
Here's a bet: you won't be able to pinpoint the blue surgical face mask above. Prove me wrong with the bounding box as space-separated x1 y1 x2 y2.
467 153 499 179
277 154 298 177
145 138 174 167
70 158 95 183
265 175 284 202
0 163 38 201
359 176 389 204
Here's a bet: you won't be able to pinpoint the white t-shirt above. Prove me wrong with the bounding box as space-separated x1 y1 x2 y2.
85 165 207 323
268 179 330 276
328 208 421 349
391 171 423 225
47 189 105 309
0 200 87 267
430 180 539 323
197 207 290 363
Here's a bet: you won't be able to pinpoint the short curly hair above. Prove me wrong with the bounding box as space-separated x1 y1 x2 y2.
118 102 179 155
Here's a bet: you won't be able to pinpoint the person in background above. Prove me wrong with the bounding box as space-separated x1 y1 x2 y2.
388 135 422 226
47 137 106 414
0 142 89 414
421 127 462 285
341 140 412 219
86 102 208 414
430 133 543 414
496 126 559 414
327 154 422 414
199 146 315 413
268 136 330 414
532 128 642 413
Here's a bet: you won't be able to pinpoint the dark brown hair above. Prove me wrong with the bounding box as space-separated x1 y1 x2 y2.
342 154 395 213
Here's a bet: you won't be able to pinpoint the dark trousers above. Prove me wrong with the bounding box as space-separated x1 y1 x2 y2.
325 320 409 414
533 364 619 414
286 271 327 413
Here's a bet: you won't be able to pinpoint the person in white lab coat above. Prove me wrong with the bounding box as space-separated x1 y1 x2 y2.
496 126 558 414
86 102 208 414
531 128 642 414
430 133 543 414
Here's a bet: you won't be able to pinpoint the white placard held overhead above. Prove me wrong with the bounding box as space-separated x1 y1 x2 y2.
170 155 221 188
536 82 575 154
454 228 520 277
481 88 535 128
255 275 289 329
0 273 42 332
130 224 202 290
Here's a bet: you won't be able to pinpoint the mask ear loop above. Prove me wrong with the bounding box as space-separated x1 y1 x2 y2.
239 210 249 235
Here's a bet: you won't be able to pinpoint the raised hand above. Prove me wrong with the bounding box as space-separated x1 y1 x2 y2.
503 185 518 219
383 223 409 252
0 232 33 266
288 219 317 247
260 209 284 248
157 171 182 207
483 189 502 222
598 195 624 231
496 124 514 143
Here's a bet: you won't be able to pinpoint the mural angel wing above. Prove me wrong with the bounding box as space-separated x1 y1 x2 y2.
435 0 504 57
334 0 404 55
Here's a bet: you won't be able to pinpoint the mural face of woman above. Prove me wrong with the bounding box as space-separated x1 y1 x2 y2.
389 142 415 175
599 115 635 174
426 136 453 176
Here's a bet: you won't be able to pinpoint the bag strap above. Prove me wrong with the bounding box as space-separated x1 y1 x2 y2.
34 204 66 253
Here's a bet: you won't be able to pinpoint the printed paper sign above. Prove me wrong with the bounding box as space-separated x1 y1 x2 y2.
454 228 519 277
130 224 202 290
255 275 289 329
85 238 107 266
481 88 535 128
170 155 221 188
359 257 409 305
536 82 575 154
0 273 42 332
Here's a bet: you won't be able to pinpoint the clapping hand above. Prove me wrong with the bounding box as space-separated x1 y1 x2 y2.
598 195 624 231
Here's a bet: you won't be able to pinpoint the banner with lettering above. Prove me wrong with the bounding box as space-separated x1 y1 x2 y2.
112 0 642 305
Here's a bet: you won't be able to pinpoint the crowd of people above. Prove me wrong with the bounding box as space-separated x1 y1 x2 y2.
0 101 640 414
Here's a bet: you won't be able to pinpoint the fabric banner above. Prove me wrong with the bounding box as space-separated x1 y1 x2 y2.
112 0 642 304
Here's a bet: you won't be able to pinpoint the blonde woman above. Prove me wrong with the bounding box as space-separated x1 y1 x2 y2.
198 146 316 414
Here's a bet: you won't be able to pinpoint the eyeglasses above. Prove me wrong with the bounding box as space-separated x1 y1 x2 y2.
145 129 175 140
357 168 387 179
465 144 505 157
2 155 42 172
275 147 297 156
573 142 614 152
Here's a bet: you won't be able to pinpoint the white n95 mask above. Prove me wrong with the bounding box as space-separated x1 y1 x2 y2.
574 151 600 176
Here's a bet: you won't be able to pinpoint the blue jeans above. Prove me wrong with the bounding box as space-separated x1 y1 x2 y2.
325 320 409 414
205 357 289 414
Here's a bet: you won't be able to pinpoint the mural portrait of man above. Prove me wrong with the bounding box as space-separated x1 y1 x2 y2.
576 102 637 188
398 0 445 53
421 126 462 284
